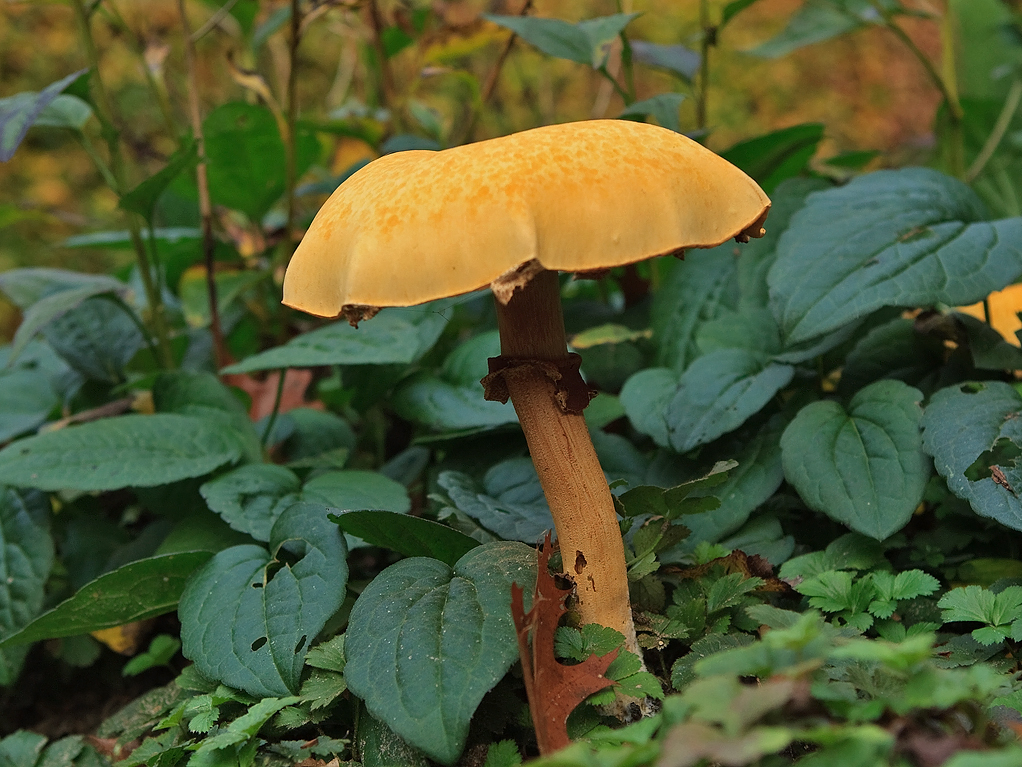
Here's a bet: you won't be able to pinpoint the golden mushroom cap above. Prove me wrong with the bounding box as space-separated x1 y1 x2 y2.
283 119 771 318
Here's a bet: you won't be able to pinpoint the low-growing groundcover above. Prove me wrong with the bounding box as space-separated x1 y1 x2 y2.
6 0 1022 765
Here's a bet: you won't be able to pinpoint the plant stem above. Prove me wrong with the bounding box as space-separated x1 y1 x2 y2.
966 78 1022 183
697 0 713 131
260 371 287 448
598 67 631 105
71 0 175 369
178 0 228 368
282 0 302 265
366 0 398 121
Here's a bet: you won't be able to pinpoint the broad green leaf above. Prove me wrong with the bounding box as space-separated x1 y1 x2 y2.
721 0 764 27
837 317 945 396
696 307 782 362
0 343 72 442
620 368 676 447
483 13 639 69
179 503 348 697
0 266 123 310
280 408 355 462
357 706 431 767
154 371 262 463
392 373 516 432
629 40 700 82
0 488 53 653
619 94 686 133
781 380 929 539
436 458 553 543
651 247 738 371
0 731 46 767
0 552 210 646
750 0 896 58
674 417 786 546
666 349 794 452
204 102 319 220
720 124 825 194
938 585 1000 625
768 169 1022 345
8 283 129 364
0 69 87 162
922 381 1022 531
956 312 1022 371
302 470 410 513
119 140 198 222
33 94 93 131
42 296 144 383
331 510 479 566
200 464 301 542
0 414 242 491
345 542 537 765
223 305 450 374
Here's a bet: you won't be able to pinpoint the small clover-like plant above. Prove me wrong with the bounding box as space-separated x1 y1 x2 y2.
939 585 1022 646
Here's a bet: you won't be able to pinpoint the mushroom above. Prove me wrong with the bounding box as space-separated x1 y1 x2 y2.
282 119 770 659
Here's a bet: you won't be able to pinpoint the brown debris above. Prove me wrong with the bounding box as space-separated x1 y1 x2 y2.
665 550 791 594
511 533 618 755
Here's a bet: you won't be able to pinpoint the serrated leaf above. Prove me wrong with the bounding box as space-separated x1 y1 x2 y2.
200 464 301 542
437 459 553 543
484 13 639 68
194 696 299 754
179 503 348 697
768 169 1022 346
222 305 449 374
0 414 242 491
0 488 53 656
345 541 537 765
331 510 478 566
706 573 763 614
300 668 347 710
781 380 929 540
0 730 46 767
483 741 522 767
922 381 1022 530
1 552 210 646
0 69 87 162
938 585 996 624
666 349 794 452
553 624 624 662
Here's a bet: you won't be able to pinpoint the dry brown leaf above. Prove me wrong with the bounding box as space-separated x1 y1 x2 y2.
91 619 154 655
223 368 319 422
666 550 791 594
511 532 617 755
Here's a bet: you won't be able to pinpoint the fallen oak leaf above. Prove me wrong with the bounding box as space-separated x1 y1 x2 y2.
511 532 618 755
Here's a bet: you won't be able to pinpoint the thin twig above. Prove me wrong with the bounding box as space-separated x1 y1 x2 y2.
282 0 303 265
192 0 242 41
178 0 228 368
966 79 1022 183
40 397 136 433
260 371 288 448
366 0 398 118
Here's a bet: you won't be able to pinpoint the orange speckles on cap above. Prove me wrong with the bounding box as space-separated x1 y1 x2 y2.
282 119 770 318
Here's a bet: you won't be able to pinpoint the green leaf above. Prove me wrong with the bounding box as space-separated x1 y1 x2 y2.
768 169 1022 346
0 488 52 659
666 349 794 452
345 541 537 765
750 0 894 58
922 381 1022 530
223 304 450 374
281 408 355 462
781 380 929 540
42 296 144 383
483 13 640 68
331 511 479 567
203 102 318 220
0 342 71 443
483 741 522 767
620 368 676 447
0 414 242 492
553 624 624 662
436 458 553 543
706 573 763 614
179 502 348 697
651 247 738 372
838 317 945 396
154 371 262 463
720 124 825 194
619 93 686 133
302 469 410 513
938 585 998 624
194 696 299 755
61 227 200 250
8 283 129 365
0 268 126 310
956 312 1022 371
119 141 198 222
0 69 87 162
721 0 764 27
0 731 46 767
0 552 210 646
33 94 93 131
392 373 516 432
629 41 700 81
122 634 181 677
200 464 301 542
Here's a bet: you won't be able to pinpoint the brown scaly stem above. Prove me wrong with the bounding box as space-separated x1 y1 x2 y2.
491 269 639 658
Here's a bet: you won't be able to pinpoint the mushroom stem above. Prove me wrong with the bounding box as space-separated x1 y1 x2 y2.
493 269 639 657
